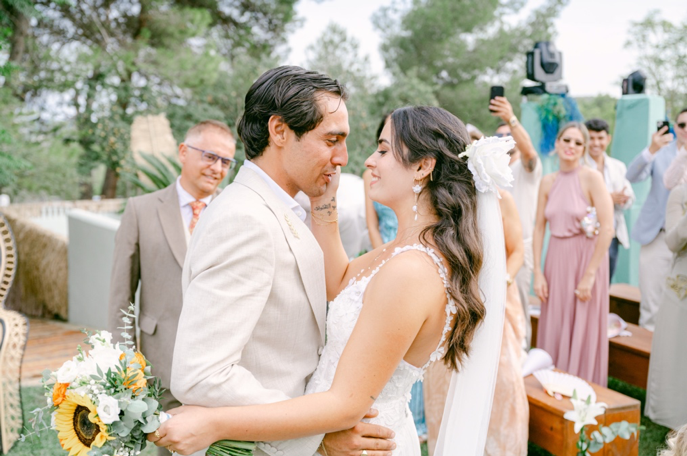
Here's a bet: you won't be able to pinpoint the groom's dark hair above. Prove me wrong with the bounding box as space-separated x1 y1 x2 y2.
237 66 348 160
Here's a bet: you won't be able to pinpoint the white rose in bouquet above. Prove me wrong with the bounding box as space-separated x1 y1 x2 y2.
89 344 124 375
96 394 121 424
55 359 80 384
89 331 114 348
459 136 515 195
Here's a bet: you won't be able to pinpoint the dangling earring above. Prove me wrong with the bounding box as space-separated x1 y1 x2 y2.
430 170 433 182
412 179 422 221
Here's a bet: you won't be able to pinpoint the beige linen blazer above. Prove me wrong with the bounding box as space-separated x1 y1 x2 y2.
108 184 188 394
171 167 326 456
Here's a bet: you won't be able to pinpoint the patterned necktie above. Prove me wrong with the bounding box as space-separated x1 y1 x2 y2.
188 200 207 234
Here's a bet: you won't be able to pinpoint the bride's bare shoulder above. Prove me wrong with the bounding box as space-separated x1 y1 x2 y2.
366 247 447 307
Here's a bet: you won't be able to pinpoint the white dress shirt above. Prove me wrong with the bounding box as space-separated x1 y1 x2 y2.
242 160 307 222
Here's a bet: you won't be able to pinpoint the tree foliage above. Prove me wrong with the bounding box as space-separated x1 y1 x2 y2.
625 10 687 118
373 0 569 133
5 0 299 198
0 87 82 200
304 24 437 175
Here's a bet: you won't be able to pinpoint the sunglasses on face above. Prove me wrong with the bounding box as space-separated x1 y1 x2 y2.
561 137 584 147
186 144 237 170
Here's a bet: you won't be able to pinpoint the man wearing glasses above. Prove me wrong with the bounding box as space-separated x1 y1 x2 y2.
108 119 236 456
627 108 687 331
490 95 542 349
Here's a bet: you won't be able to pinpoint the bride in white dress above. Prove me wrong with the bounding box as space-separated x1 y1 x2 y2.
151 106 510 456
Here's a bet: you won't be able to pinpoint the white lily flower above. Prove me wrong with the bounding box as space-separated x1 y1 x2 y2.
564 396 608 434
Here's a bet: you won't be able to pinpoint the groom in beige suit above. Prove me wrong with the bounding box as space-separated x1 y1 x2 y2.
108 120 236 456
170 67 395 456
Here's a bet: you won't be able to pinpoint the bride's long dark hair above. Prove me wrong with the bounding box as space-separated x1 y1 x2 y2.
389 106 484 371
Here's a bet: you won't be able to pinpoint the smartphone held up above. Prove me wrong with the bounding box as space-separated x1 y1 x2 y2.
489 86 504 112
657 120 671 135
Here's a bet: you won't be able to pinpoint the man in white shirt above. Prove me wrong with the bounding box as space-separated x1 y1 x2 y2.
108 120 236 456
490 95 542 348
585 118 635 282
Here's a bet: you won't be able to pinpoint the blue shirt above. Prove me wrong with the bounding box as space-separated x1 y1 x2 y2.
626 141 679 245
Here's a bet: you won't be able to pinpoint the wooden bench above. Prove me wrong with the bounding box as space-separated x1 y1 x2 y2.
610 284 641 325
527 371 641 455
530 307 652 389
608 323 652 389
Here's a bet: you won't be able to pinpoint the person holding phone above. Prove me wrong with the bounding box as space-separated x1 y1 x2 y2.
661 109 687 190
584 118 635 282
490 91 541 349
626 108 687 331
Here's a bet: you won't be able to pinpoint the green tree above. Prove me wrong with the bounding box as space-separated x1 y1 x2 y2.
577 94 617 130
373 0 569 133
625 10 687 118
0 86 82 200
10 0 301 198
304 24 438 175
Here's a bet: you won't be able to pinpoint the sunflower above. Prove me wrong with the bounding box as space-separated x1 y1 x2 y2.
54 392 112 456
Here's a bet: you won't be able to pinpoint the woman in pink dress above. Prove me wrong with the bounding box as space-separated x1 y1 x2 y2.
533 122 614 386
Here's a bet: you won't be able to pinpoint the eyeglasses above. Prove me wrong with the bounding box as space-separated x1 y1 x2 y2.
185 144 237 170
495 132 512 138
678 122 687 130
561 137 584 147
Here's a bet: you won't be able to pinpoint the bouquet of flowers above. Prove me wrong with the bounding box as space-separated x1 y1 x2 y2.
24 304 257 456
24 305 164 456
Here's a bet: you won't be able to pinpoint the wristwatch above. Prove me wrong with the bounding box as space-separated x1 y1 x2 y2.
509 115 519 128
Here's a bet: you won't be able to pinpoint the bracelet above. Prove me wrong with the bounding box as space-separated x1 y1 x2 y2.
509 115 519 127
311 212 338 225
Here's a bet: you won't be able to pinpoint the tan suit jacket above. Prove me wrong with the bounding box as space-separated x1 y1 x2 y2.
172 167 326 456
108 184 188 398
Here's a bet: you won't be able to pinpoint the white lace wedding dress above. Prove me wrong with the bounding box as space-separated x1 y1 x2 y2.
305 244 457 456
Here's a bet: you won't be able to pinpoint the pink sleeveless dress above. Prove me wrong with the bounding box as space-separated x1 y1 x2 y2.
537 167 609 386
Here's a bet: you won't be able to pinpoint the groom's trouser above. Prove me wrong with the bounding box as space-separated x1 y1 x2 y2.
157 390 182 456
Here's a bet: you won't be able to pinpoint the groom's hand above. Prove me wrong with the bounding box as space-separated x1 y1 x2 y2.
321 408 396 456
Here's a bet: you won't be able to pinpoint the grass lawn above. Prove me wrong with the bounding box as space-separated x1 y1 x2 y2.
9 379 669 455
527 377 672 456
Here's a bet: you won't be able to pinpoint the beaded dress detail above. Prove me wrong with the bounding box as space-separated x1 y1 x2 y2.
305 244 456 455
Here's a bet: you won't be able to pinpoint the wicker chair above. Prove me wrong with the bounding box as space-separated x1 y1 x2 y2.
0 213 28 454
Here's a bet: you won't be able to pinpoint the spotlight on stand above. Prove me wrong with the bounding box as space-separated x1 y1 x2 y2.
521 41 568 95
622 70 646 95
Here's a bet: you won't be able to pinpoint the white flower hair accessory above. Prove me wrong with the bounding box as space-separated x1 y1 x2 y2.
459 135 515 196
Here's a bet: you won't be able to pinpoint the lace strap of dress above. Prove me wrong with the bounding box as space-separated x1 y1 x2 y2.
389 244 457 371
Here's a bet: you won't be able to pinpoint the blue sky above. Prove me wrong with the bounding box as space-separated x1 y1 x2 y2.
285 0 687 97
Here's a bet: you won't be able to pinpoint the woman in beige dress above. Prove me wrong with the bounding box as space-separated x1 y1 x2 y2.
424 189 529 455
645 182 687 429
